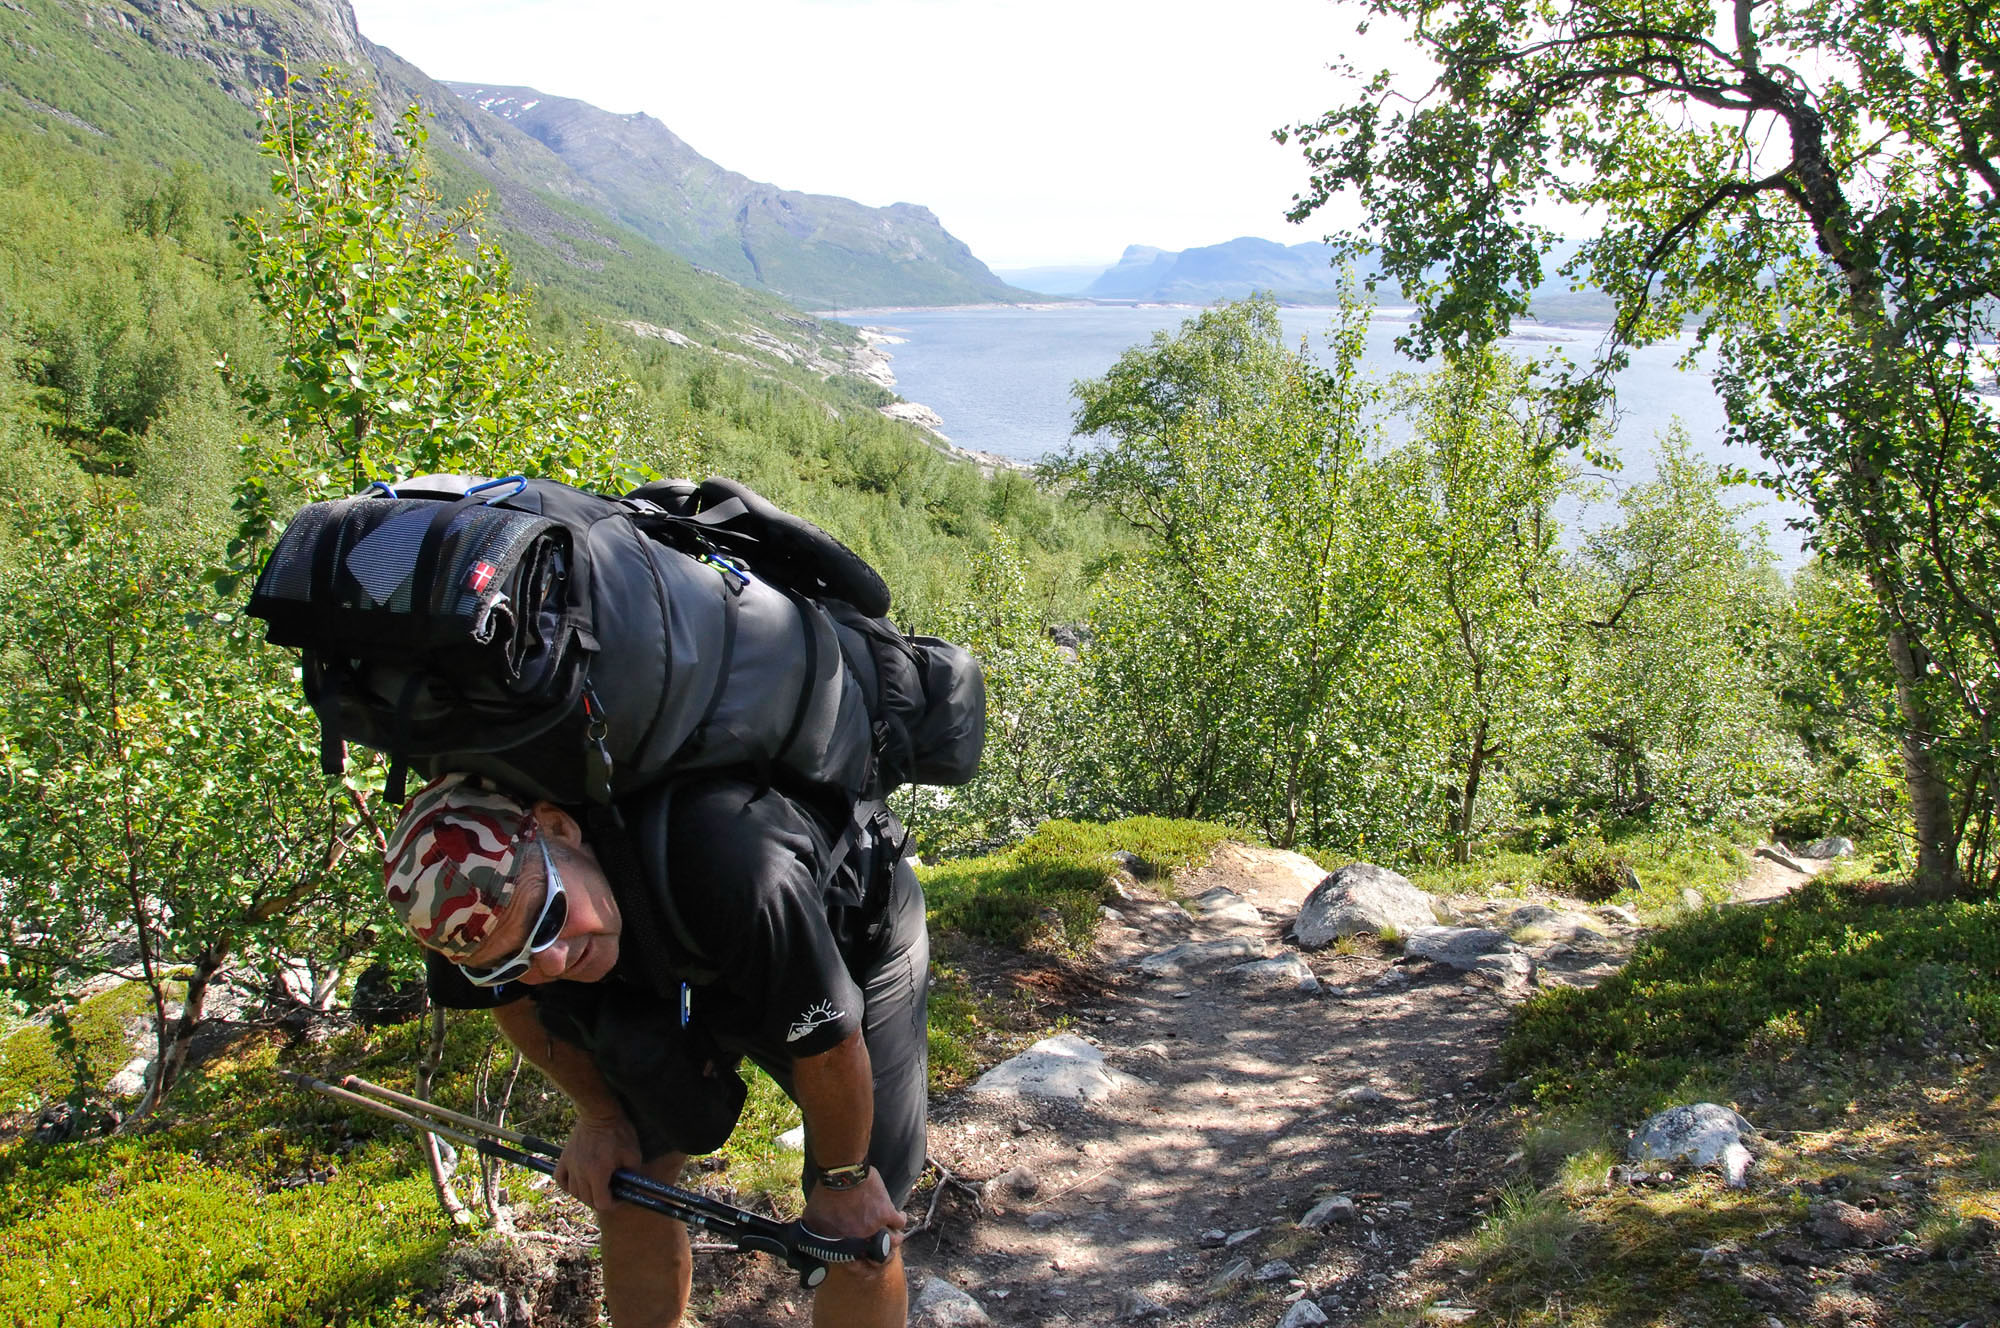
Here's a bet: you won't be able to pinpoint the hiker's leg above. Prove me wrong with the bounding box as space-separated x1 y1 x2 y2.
812 1244 907 1328
809 860 925 1328
600 1152 692 1328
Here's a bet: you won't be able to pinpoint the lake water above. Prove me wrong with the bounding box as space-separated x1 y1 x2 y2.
834 304 1809 566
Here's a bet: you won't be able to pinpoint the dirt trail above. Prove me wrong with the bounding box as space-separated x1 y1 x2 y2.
707 842 1830 1327
899 844 1680 1327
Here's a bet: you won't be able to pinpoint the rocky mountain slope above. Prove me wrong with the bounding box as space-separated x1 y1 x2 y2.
0 0 878 377
447 82 1025 311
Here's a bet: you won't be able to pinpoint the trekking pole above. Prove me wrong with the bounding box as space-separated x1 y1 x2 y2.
282 1071 894 1288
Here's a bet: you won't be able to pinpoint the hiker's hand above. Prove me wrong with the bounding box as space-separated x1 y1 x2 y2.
802 1166 906 1254
556 1110 641 1214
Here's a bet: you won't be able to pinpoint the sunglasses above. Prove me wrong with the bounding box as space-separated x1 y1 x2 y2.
457 837 570 987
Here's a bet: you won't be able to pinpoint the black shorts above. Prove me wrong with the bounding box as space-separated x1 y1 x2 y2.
614 856 930 1205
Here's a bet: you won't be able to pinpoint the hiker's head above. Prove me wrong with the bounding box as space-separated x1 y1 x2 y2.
383 774 622 986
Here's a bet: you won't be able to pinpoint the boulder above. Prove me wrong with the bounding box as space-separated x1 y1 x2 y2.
1468 950 1536 994
777 1124 806 1152
1300 1194 1358 1228
1292 863 1438 948
1402 926 1514 967
1595 904 1642 927
1800 836 1856 860
1225 954 1319 993
969 1034 1142 1102
909 1275 990 1327
1628 1103 1756 1187
1137 938 1270 976
105 1056 151 1098
1756 844 1811 874
1277 1302 1329 1328
1679 886 1706 910
1193 886 1265 932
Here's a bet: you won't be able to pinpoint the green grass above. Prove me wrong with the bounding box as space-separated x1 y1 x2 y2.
1402 829 1748 916
918 816 1230 955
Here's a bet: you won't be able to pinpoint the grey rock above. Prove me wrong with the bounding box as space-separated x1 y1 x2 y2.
1596 904 1643 927
970 1033 1143 1102
105 1056 150 1098
1373 968 1411 989
1628 1103 1756 1187
1224 1226 1263 1247
1679 886 1707 910
777 1124 806 1151
1756 845 1811 874
1226 954 1318 991
1277 1301 1329 1328
1012 1118 1035 1135
1193 886 1265 931
1292 862 1439 948
1137 937 1270 976
1402 925 1515 967
1131 1041 1172 1062
1505 904 1562 929
1300 1194 1358 1228
1198 1228 1228 1248
1206 1258 1252 1292
1801 836 1856 860
995 1165 1040 1198
1024 1210 1067 1230
1116 1288 1170 1320
1621 864 1643 893
1255 1259 1297 1282
1336 1085 1390 1106
1101 906 1126 922
909 1275 991 1326
1469 950 1536 994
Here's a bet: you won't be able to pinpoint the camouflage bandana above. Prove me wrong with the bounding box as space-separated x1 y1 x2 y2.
382 774 538 959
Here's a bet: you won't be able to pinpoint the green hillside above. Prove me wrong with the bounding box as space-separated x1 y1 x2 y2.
449 83 1027 311
0 0 881 374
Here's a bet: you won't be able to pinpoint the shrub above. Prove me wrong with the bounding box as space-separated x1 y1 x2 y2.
1539 840 1635 902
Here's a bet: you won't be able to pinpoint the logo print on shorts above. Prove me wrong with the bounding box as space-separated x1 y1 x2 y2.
787 1000 844 1043
466 561 498 593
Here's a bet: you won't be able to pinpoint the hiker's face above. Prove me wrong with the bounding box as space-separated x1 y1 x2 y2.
458 806 622 985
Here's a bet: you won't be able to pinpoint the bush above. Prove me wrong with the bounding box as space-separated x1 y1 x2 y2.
1500 878 2000 1118
1539 841 1636 902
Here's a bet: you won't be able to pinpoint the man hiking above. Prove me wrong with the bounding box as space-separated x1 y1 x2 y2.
382 770 928 1328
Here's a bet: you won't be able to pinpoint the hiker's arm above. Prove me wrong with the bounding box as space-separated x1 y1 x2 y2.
491 999 642 1213
794 1027 906 1245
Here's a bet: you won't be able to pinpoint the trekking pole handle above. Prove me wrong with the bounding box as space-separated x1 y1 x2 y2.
777 1222 897 1289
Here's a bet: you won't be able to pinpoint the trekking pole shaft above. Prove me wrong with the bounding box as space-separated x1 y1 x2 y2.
338 1073 560 1157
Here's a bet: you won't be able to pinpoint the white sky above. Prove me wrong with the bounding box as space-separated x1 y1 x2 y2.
346 0 1395 269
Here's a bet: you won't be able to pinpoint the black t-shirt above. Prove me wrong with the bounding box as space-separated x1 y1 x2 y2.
425 780 872 1061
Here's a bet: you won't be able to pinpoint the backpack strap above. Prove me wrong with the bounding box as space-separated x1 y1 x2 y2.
586 797 717 991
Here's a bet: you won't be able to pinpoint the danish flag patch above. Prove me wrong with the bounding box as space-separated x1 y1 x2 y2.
465 561 498 593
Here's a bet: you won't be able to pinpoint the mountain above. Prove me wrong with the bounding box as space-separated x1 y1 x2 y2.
447 83 1025 312
0 0 887 382
1085 237 1350 303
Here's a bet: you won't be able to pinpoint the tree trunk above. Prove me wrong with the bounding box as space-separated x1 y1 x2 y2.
132 944 226 1120
414 1001 471 1225
1878 602 1965 897
1453 719 1490 865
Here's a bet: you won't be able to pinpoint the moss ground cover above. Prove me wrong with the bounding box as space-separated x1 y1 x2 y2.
0 983 163 1117
919 815 1230 955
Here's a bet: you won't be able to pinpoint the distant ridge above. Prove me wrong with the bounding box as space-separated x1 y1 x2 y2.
448 83 1027 311
1086 237 1349 303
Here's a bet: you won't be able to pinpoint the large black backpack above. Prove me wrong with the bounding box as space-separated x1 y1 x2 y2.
245 473 985 807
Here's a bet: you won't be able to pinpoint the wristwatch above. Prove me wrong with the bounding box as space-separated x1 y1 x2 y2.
815 1161 872 1191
